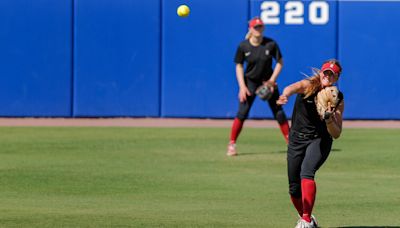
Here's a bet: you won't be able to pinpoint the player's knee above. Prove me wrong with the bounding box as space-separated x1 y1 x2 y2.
276 110 287 125
300 171 315 180
236 112 248 121
289 183 301 198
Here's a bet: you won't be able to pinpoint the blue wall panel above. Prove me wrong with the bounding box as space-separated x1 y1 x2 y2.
0 0 72 117
161 0 248 118
0 0 399 119
339 1 400 119
73 0 160 117
249 0 337 119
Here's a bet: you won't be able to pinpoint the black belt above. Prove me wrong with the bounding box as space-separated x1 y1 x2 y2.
292 131 319 140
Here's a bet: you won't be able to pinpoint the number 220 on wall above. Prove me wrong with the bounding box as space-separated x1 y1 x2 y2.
261 1 330 25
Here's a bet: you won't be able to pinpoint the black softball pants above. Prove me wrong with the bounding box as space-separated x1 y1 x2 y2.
236 79 287 124
287 131 333 198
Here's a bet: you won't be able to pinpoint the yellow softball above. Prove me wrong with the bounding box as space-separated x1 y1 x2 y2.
177 5 190 17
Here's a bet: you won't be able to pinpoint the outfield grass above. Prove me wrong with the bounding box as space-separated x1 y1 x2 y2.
0 127 399 227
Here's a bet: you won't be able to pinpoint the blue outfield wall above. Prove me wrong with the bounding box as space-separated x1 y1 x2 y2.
338 1 400 119
73 0 161 117
1 0 400 119
0 0 72 117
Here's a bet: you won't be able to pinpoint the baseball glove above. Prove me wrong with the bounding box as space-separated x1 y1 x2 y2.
256 84 273 101
315 86 340 120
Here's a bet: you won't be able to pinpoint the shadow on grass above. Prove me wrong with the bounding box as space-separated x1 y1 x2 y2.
238 152 267 156
240 148 342 156
271 150 287 154
239 150 287 156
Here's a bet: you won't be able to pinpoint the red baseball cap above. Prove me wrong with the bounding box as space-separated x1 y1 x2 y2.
249 17 264 28
321 62 341 75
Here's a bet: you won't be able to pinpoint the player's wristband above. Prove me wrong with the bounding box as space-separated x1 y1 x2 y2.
323 111 333 120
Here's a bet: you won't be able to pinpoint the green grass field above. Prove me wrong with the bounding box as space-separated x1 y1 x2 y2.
0 127 399 227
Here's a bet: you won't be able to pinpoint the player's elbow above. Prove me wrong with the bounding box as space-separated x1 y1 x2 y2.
331 130 342 139
328 128 342 139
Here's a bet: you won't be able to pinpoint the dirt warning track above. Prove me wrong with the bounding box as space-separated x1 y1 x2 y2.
0 118 399 128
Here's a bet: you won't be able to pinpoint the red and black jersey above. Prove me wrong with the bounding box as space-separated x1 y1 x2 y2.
234 37 282 82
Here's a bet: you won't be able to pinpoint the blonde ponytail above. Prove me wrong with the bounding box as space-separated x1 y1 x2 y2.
245 29 252 40
304 68 322 98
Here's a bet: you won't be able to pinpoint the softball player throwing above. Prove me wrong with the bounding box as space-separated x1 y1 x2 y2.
277 59 345 228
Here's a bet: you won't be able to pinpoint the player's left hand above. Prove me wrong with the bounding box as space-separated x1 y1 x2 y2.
315 86 340 120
